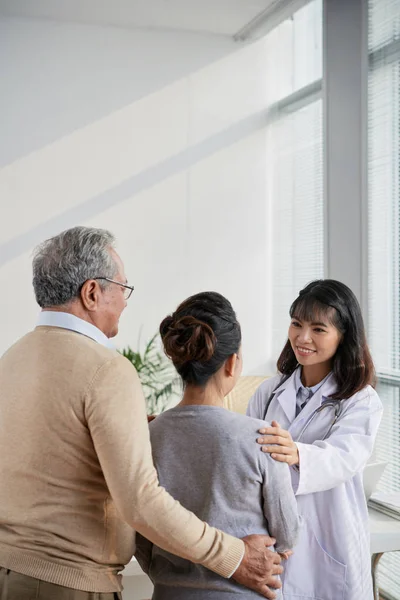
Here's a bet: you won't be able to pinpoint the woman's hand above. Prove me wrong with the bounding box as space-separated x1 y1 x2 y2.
278 550 293 561
257 421 299 466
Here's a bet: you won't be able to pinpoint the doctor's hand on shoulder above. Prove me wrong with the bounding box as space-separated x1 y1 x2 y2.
257 421 299 466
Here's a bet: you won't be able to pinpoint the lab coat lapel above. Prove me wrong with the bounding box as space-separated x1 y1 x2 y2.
274 372 297 425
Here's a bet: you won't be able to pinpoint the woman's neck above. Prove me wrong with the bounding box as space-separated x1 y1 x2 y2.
300 361 332 387
179 382 225 408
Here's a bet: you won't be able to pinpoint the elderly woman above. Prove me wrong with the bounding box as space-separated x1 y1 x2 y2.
135 291 299 600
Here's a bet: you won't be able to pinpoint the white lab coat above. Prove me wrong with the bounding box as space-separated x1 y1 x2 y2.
247 369 383 600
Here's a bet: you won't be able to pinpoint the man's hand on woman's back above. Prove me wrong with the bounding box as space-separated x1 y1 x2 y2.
231 534 283 599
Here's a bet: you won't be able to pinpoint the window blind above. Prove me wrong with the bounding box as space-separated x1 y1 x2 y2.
368 0 400 597
269 99 324 359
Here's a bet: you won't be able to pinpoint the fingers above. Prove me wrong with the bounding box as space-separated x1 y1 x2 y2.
271 453 293 463
277 549 293 561
272 551 282 564
259 427 284 436
272 563 284 575
255 534 277 546
262 585 277 599
261 445 293 455
242 533 276 547
257 577 282 599
265 577 282 597
261 444 297 463
257 435 289 446
259 438 298 465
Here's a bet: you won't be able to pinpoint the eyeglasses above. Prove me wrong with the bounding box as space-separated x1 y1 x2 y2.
94 277 134 300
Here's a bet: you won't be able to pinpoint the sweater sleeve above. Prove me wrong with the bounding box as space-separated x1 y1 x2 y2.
260 453 300 553
84 355 244 578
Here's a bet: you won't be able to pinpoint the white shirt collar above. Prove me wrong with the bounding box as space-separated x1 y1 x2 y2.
294 366 331 397
36 311 115 349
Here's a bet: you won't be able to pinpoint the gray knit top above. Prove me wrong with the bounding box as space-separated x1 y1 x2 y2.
135 405 299 600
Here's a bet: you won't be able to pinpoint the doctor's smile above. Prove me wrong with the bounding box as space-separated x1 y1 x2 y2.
295 346 316 356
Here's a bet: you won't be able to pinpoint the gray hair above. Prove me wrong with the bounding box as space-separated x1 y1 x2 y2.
32 226 118 308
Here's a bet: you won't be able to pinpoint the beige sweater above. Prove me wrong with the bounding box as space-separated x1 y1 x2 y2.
0 326 244 592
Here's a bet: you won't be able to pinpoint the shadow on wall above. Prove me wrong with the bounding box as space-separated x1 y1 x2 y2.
0 22 273 266
0 16 237 168
0 108 268 268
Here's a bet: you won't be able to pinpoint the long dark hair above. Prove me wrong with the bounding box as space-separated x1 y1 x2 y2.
160 292 241 387
277 279 376 400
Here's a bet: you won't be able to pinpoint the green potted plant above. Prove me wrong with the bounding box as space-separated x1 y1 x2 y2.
120 333 181 416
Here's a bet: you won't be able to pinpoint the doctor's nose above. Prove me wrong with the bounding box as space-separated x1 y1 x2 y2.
297 328 313 343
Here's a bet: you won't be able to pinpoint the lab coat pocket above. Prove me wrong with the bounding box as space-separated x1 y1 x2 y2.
282 517 347 600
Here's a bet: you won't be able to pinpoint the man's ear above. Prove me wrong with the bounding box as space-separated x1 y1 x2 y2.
224 353 238 378
80 279 100 311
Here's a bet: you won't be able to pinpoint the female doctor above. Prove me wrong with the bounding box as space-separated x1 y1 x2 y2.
247 279 383 600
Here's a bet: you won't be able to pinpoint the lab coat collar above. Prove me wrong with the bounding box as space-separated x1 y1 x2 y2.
274 367 338 423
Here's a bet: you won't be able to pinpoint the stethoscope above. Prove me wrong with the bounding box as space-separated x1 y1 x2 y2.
263 376 343 441
296 400 343 441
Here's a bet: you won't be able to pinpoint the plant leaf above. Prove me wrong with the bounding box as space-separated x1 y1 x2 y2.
119 334 180 414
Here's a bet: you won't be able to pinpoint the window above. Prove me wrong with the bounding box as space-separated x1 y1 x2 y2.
269 100 323 357
265 0 324 361
368 0 400 596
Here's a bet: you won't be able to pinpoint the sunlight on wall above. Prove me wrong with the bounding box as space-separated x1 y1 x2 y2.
0 22 272 373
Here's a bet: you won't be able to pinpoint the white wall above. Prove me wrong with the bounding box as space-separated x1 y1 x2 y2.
0 16 274 374
0 16 235 167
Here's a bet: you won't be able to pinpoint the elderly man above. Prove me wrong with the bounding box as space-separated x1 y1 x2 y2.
0 226 282 600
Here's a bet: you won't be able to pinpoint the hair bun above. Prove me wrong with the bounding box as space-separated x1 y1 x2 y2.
159 315 174 338
161 315 216 366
